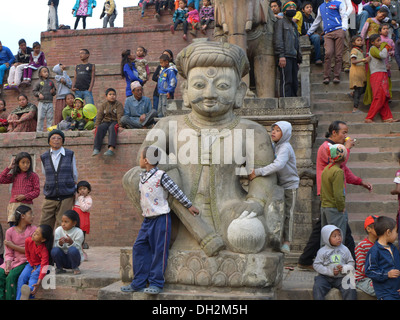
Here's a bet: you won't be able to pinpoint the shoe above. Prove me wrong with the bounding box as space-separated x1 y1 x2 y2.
170 25 175 34
183 34 187 41
280 243 290 254
352 109 362 113
20 284 31 300
315 60 323 65
92 149 100 156
120 285 145 293
104 149 115 156
333 78 340 83
3 84 11 90
323 78 329 84
83 242 89 249
144 285 163 295
73 268 81 275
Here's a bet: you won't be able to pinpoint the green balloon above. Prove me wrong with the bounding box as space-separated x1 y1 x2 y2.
83 104 97 120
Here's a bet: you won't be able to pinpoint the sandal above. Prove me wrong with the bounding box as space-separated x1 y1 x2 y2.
73 268 81 275
364 119 374 123
323 78 329 84
144 286 163 295
383 118 400 123
120 285 145 293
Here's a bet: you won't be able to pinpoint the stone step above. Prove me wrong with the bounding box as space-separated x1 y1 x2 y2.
316 121 400 135
312 149 400 163
312 100 400 112
314 111 400 124
310 69 400 82
345 162 398 179
314 135 400 149
347 177 397 194
311 79 400 92
312 90 400 101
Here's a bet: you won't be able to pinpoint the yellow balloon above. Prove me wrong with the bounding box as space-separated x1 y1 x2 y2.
83 104 97 120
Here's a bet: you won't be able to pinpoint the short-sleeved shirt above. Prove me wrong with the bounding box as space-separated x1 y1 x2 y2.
75 63 93 91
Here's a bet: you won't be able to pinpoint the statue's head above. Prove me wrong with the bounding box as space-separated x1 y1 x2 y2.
176 40 249 117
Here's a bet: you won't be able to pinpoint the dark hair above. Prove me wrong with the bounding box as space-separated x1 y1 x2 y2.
374 216 397 237
32 41 40 48
270 0 282 7
301 1 312 10
14 205 32 226
163 49 174 63
38 224 54 264
105 88 116 95
159 54 171 62
17 93 29 101
378 7 389 14
66 93 75 100
379 23 390 33
142 146 160 166
397 152 400 160
18 39 26 46
12 152 33 181
137 46 148 56
77 180 91 193
63 210 80 228
351 35 362 46
0 98 5 109
188 2 195 8
325 120 347 138
121 49 135 78
369 33 381 44
80 48 90 55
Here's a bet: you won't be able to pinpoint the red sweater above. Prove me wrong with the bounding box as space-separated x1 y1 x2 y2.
316 140 362 195
25 237 49 280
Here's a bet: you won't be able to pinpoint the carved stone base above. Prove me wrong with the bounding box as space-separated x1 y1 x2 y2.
120 247 284 297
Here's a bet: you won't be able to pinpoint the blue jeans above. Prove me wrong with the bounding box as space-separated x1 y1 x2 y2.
130 213 171 290
51 247 81 270
313 274 357 300
188 0 200 10
0 64 10 85
75 90 94 105
309 33 323 61
16 264 41 300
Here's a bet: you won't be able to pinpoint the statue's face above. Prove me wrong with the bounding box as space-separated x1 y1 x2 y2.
186 67 242 117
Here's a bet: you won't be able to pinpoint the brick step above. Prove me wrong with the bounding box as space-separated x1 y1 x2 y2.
346 177 397 194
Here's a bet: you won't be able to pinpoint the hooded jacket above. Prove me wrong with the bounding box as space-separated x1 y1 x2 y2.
365 241 400 300
53 64 72 100
313 225 355 277
254 121 299 189
33 66 56 103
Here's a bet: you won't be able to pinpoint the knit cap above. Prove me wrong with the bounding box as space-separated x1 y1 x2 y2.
282 1 297 12
48 129 65 144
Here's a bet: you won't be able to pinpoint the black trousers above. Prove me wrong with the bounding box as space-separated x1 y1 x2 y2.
94 121 118 150
298 203 356 266
278 57 299 98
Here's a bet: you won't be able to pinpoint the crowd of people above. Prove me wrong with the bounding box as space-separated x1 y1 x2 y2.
0 0 400 301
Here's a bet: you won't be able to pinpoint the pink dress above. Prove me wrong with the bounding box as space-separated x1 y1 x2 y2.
0 225 37 270
77 0 89 16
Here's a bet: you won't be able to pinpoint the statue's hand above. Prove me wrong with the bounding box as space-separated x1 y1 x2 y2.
236 200 264 218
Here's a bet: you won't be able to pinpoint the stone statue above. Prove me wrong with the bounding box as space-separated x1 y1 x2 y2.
214 0 277 98
122 40 284 258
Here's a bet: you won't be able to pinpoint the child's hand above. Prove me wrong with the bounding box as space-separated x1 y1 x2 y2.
248 169 257 181
64 234 73 245
8 157 15 170
388 269 400 278
188 206 200 216
32 279 41 296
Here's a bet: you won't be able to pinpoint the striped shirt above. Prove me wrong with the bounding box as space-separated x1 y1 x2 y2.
140 167 192 209
0 167 40 204
355 237 375 281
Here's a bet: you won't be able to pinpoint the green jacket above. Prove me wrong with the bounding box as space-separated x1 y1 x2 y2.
320 163 345 212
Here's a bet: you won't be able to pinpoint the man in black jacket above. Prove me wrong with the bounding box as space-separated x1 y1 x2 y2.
274 1 302 97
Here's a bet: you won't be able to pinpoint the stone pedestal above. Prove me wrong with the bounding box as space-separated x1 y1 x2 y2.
120 247 284 299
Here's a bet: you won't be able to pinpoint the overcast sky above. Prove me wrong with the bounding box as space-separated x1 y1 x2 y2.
2 0 139 54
